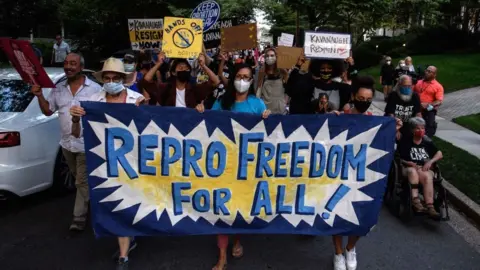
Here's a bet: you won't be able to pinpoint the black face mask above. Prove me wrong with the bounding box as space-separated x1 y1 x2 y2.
176 71 190 82
353 99 372 113
320 72 332 81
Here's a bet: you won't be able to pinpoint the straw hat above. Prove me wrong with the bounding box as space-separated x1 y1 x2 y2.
94 57 133 83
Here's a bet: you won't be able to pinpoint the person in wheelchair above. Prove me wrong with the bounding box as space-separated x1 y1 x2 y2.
398 117 443 218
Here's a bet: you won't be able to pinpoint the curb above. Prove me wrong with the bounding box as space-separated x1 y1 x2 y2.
369 100 480 226
442 180 480 226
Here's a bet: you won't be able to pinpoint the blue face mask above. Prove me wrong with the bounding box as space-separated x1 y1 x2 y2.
104 81 124 95
400 86 412 95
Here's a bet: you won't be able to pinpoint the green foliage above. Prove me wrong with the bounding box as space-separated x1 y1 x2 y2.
360 53 480 93
432 136 480 204
453 113 480 135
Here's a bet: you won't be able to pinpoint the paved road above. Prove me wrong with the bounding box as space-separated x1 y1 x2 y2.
1 192 479 270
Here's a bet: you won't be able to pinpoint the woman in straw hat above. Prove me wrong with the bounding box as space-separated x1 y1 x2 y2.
69 57 145 270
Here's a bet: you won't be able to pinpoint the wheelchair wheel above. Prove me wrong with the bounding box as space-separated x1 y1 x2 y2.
399 181 414 222
434 183 450 221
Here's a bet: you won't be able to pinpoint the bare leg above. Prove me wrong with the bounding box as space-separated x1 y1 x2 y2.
118 237 130 258
419 171 434 204
232 235 243 258
346 236 360 251
406 167 419 198
333 235 343 255
214 235 228 270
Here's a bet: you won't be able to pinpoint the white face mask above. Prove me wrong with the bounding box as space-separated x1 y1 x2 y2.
386 61 391 65
103 81 124 95
400 63 406 67
265 56 276 65
124 64 135 72
234 79 252 93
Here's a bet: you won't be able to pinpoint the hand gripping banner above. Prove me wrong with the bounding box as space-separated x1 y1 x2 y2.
82 103 396 237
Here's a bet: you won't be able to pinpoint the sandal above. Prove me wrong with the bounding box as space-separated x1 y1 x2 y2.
212 263 227 270
426 204 441 220
232 245 243 259
412 197 426 213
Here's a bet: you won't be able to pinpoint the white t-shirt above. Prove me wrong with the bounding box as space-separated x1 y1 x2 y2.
176 88 186 107
53 41 70 63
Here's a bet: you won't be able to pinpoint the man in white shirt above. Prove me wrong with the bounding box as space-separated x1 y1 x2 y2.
51 34 71 67
31 53 101 231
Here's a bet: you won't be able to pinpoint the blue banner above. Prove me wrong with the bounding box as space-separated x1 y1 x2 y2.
82 102 396 237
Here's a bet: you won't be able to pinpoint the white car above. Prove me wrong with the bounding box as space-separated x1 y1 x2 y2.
0 67 98 200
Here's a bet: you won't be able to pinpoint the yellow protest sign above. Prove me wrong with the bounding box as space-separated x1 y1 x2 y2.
128 19 163 51
163 17 203 59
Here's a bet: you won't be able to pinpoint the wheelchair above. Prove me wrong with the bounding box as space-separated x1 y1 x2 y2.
384 153 450 222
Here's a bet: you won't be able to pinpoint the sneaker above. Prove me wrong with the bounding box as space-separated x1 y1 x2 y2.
345 247 357 270
69 220 86 232
112 237 137 260
333 253 347 270
116 257 129 270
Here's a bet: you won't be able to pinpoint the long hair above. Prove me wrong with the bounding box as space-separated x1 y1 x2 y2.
264 48 278 73
220 63 255 110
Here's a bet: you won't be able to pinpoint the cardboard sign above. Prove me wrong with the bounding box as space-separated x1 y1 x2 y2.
221 23 257 51
128 19 163 51
204 18 238 49
304 32 351 59
163 17 204 59
0 38 55 88
191 0 221 32
276 46 309 71
280 33 294 47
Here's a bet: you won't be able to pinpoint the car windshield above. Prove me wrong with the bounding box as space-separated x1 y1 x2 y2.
0 79 34 112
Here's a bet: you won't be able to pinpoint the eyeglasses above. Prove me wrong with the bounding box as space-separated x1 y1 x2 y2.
235 74 251 80
102 76 123 83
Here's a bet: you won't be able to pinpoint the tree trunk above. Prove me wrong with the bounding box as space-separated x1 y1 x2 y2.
462 5 470 32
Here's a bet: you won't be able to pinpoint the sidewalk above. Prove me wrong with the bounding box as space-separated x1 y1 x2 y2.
370 92 480 159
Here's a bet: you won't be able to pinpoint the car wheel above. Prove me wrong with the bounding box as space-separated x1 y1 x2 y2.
52 150 76 194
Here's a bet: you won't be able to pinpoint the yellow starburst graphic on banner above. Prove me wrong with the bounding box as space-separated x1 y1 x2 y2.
88 115 388 227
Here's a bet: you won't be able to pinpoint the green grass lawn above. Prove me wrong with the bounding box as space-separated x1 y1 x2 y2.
360 53 480 93
432 136 480 204
453 113 480 134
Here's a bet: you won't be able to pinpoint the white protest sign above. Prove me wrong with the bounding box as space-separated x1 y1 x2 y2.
280 33 294 47
304 32 351 59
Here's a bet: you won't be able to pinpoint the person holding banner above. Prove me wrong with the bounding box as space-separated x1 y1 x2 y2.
332 76 402 270
195 63 271 270
69 57 145 270
30 53 102 232
140 52 219 107
256 48 289 114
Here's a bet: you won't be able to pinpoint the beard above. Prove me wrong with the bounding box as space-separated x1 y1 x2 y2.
399 93 412 102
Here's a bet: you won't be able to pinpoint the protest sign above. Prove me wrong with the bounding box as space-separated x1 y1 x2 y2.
276 46 309 71
162 17 203 59
203 18 238 49
280 33 294 47
221 23 257 52
128 19 163 51
304 32 351 59
191 0 221 32
83 103 396 237
0 38 55 88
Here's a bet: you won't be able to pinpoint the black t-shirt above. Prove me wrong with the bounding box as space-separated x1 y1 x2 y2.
398 137 438 165
203 61 231 109
312 80 352 111
385 92 421 122
380 64 395 81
